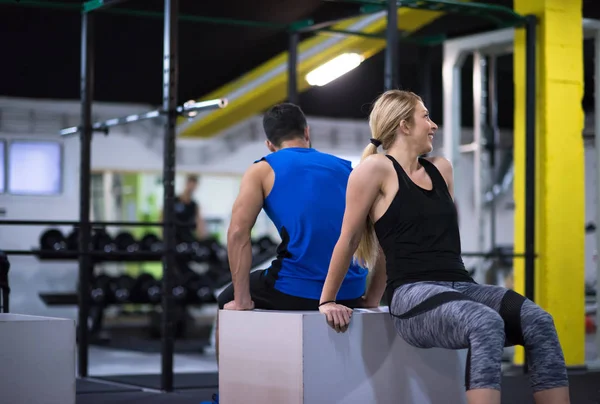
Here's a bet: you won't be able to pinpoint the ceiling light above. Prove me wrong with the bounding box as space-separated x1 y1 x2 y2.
305 53 364 87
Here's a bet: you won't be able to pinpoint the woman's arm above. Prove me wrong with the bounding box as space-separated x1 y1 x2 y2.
320 156 387 302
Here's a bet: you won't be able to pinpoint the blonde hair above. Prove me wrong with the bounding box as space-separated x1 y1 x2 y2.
354 90 423 269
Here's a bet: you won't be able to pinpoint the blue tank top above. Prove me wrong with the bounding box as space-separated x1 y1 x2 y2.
258 147 367 300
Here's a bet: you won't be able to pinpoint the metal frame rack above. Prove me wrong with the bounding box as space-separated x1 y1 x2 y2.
0 0 538 392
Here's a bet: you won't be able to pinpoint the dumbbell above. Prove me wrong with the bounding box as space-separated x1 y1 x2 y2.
39 229 67 251
256 236 277 253
64 227 102 252
113 231 139 253
176 241 193 254
112 275 136 303
190 240 214 262
140 233 163 252
133 273 161 303
92 228 116 253
183 272 215 303
90 274 113 305
250 236 278 265
250 240 262 256
66 228 79 251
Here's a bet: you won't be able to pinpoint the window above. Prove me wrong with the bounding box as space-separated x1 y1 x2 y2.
0 141 5 193
8 141 62 195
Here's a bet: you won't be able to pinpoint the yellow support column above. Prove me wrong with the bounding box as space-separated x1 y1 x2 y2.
513 0 585 366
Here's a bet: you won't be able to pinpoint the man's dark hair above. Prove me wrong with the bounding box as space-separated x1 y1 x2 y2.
262 103 307 146
186 174 198 184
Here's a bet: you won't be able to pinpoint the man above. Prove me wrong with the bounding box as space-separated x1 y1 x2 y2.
162 174 207 243
206 103 378 404
218 103 373 311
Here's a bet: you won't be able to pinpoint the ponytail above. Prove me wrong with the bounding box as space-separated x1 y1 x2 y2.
353 89 421 270
353 142 380 270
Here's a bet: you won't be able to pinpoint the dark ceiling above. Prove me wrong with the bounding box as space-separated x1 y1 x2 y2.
0 0 599 129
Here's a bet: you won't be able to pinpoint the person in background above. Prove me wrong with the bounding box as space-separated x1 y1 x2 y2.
161 174 208 243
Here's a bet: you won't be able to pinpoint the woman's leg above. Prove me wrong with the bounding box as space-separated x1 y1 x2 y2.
455 283 570 404
390 282 505 404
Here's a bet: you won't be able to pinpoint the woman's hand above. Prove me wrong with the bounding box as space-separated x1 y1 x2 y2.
319 302 353 333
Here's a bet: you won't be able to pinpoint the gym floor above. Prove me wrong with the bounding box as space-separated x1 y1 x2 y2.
74 335 600 403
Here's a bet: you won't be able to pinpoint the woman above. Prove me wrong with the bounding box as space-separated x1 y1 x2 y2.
318 90 570 404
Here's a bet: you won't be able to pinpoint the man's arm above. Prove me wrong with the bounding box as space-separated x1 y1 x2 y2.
227 163 266 307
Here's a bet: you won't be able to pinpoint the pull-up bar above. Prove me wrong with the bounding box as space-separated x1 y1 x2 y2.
58 98 228 136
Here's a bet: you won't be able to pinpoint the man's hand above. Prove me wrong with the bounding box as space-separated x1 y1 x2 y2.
223 300 255 311
319 302 353 333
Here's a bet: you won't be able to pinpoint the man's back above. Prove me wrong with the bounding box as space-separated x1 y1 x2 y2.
259 147 367 300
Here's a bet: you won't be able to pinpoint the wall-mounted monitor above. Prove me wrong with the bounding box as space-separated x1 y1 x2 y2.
8 141 62 195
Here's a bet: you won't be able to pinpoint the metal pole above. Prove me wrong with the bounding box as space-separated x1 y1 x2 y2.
472 51 487 282
384 0 398 90
523 14 537 375
0 253 10 313
488 55 499 254
288 32 299 104
594 28 600 357
524 15 537 304
442 44 462 205
78 10 94 379
420 46 432 115
161 0 178 392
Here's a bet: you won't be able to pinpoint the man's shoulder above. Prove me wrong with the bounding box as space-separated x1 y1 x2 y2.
246 159 272 176
311 150 353 167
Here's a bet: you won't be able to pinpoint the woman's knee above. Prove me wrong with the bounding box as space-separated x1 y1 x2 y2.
521 301 558 344
466 310 504 391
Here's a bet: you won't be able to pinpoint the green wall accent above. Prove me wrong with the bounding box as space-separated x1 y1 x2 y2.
120 173 143 277
138 174 163 279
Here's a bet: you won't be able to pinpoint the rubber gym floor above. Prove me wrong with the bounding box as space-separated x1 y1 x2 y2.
75 370 600 403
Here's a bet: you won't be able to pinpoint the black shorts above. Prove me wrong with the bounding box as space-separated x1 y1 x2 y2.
216 269 362 311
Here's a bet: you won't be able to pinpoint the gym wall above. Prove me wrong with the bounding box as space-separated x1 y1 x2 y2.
0 96 598 319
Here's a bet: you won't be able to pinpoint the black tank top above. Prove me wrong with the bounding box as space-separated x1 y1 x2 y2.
174 196 197 241
374 156 474 303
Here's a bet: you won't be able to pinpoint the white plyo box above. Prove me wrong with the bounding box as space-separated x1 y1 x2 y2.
219 307 467 404
0 313 76 404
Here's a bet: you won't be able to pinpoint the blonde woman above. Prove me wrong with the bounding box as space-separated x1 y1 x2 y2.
318 90 570 404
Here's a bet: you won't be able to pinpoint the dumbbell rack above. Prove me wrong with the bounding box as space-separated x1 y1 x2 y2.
1 216 279 377
33 236 278 342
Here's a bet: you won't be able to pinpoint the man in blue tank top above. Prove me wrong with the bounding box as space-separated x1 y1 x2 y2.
217 103 371 312
206 103 374 404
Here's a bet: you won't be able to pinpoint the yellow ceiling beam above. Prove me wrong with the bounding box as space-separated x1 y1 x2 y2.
178 8 448 138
